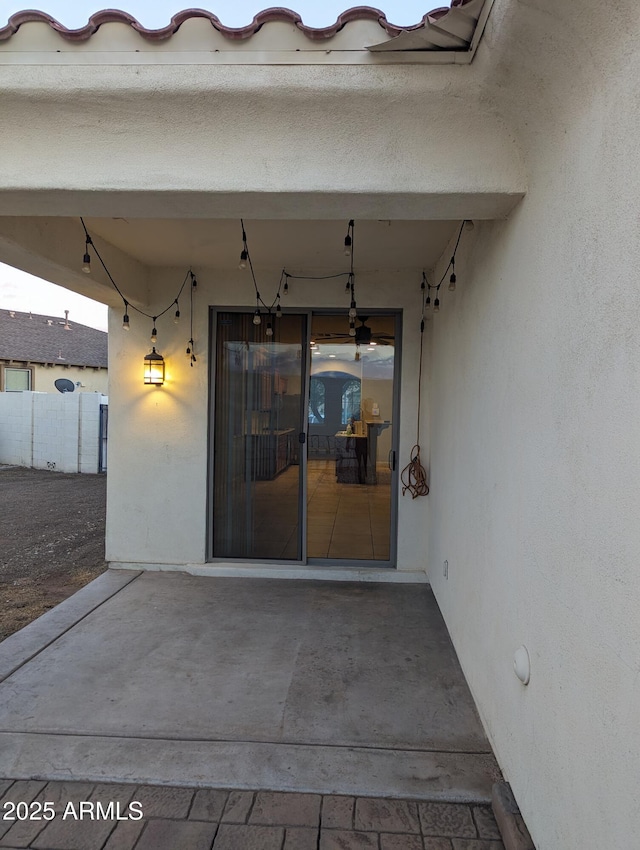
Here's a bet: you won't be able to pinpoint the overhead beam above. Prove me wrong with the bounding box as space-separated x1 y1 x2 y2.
0 65 526 222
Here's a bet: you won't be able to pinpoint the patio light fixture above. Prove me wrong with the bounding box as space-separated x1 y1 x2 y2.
144 348 165 385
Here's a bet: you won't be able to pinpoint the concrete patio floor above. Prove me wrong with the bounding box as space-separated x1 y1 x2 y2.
0 572 501 803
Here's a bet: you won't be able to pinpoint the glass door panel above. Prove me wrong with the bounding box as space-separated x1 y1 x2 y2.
307 314 397 562
212 312 305 559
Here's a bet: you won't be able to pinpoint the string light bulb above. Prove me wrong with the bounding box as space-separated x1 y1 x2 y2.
79 219 196 364
253 308 261 326
81 234 92 273
275 298 283 319
349 321 356 337
425 295 431 312
266 321 274 337
448 272 456 292
283 279 289 296
239 249 248 270
433 297 440 313
344 220 354 257
349 300 357 319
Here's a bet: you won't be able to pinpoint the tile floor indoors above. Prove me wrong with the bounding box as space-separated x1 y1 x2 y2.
251 459 392 561
0 782 505 850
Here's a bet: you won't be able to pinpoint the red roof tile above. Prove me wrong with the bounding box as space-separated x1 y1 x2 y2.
0 3 474 44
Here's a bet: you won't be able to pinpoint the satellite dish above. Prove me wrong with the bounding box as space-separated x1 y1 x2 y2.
54 378 75 393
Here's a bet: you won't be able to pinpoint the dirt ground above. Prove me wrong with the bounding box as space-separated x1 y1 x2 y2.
0 466 106 641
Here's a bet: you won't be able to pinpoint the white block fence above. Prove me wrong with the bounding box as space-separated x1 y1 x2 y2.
0 392 107 473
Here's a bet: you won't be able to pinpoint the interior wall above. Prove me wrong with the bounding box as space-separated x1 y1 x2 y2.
106 268 428 572
426 2 640 848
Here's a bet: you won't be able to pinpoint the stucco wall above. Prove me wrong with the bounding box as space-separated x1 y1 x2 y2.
426 2 640 848
0 61 525 221
105 269 427 572
31 364 108 394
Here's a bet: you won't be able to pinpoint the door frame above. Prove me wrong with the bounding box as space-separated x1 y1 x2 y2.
207 307 402 567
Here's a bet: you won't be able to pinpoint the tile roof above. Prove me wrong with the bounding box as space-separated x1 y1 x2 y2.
0 3 477 45
0 310 107 368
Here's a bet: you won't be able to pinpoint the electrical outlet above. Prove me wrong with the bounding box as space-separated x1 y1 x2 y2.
443 559 448 579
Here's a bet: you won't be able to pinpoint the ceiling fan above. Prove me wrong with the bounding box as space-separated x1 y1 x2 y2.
315 317 395 346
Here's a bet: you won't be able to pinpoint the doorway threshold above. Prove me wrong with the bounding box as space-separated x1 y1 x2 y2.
110 561 428 584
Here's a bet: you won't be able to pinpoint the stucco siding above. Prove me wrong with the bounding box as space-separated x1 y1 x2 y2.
426 2 640 848
105 270 428 572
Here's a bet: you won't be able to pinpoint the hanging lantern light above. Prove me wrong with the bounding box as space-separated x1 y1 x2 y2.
144 347 165 385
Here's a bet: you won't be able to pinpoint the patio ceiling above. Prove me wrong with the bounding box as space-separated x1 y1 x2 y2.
84 218 461 272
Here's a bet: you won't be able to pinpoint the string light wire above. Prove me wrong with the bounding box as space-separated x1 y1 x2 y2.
238 221 354 318
80 217 196 359
422 220 468 313
401 316 429 499
403 218 472 496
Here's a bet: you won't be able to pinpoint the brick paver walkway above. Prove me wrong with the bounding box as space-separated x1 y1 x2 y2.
0 780 505 849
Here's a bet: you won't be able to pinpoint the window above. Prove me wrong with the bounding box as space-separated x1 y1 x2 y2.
3 367 32 392
308 377 325 424
341 379 361 424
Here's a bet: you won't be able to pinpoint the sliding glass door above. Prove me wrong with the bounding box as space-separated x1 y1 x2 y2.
211 310 399 565
306 313 397 562
212 312 306 559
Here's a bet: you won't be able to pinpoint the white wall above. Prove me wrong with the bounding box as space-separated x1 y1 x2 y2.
426 2 640 848
105 269 428 572
0 391 106 473
0 391 34 467
0 57 525 222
